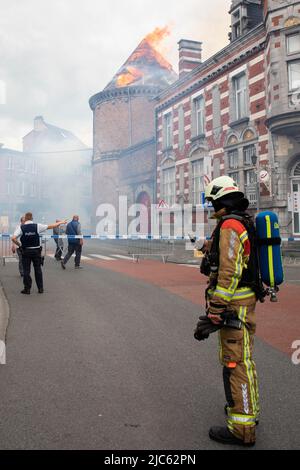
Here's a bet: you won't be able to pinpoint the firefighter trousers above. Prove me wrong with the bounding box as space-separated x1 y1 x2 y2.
219 296 259 444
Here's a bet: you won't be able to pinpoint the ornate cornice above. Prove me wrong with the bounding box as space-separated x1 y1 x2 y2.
89 85 162 110
156 25 266 112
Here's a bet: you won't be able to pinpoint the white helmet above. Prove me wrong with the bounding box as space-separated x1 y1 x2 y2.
204 176 243 201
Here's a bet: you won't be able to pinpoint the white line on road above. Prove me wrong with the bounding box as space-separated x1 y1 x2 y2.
112 255 133 260
89 254 117 261
179 264 199 268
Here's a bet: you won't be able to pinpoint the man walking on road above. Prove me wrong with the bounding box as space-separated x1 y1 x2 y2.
61 215 83 270
12 212 67 294
53 220 65 261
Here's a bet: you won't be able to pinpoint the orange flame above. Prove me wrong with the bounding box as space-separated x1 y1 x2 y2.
144 26 171 53
116 66 143 87
115 25 172 87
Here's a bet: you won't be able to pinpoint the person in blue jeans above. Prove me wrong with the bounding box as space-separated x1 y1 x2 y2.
61 215 83 270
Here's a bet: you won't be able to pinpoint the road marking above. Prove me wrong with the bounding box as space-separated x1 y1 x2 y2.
0 340 6 365
89 254 117 261
179 264 199 268
46 253 91 260
113 254 133 260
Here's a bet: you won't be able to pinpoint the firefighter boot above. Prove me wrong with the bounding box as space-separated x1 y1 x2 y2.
209 426 255 447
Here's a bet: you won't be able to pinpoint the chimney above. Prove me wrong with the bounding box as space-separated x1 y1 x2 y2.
178 39 202 78
34 115 46 131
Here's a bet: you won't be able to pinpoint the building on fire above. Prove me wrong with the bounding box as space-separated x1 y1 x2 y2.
156 0 300 238
89 29 177 230
90 0 300 238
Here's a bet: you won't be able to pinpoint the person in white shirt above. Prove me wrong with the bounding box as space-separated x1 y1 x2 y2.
12 212 66 295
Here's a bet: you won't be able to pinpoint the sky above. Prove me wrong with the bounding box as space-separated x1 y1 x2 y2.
0 0 231 150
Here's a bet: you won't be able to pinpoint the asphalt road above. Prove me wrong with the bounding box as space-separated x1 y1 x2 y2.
0 246 299 450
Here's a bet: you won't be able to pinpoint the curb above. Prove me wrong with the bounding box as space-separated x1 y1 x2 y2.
0 281 9 364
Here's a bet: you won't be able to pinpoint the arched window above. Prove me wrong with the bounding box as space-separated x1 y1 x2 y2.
293 162 300 176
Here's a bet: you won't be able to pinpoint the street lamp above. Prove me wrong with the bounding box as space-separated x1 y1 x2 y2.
251 153 260 213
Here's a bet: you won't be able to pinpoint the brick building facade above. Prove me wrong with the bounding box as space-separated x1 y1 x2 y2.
156 0 300 237
89 35 177 230
0 143 41 231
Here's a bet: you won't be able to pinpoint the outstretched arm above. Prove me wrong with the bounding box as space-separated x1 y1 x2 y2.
47 220 67 230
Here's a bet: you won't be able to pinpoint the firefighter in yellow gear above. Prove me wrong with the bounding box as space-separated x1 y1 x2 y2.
195 176 260 447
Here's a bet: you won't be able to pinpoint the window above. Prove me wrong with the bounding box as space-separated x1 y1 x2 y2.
162 167 175 206
193 96 205 136
212 86 221 132
192 160 204 205
178 106 185 150
288 60 300 92
32 159 37 174
5 182 11 195
233 74 247 120
287 33 300 55
228 171 240 186
30 184 36 197
228 149 239 169
17 181 25 196
5 156 13 170
232 10 241 39
244 169 256 186
163 113 172 148
243 145 256 166
244 169 257 205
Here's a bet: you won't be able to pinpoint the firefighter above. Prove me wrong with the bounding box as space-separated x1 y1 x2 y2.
194 176 260 447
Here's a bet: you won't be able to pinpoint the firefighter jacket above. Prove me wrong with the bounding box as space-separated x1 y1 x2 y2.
208 217 256 307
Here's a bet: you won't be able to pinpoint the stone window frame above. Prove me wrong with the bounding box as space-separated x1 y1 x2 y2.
178 104 185 151
224 128 258 198
160 155 176 206
283 25 300 101
162 109 173 151
228 64 249 126
188 145 209 207
191 90 205 139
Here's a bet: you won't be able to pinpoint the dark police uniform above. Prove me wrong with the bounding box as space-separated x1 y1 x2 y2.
16 222 47 292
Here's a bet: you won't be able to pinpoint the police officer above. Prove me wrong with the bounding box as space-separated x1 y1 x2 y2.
12 212 66 294
194 176 260 447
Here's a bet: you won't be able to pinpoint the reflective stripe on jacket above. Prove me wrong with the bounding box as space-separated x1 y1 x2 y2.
209 218 255 306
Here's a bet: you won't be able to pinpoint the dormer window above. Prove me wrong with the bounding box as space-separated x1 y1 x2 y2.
232 9 241 39
230 1 263 42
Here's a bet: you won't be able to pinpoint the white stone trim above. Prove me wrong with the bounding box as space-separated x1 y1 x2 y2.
176 158 189 166
180 56 202 63
249 91 266 103
248 72 265 85
250 110 266 120
249 55 264 67
162 107 173 116
229 64 247 79
191 89 205 100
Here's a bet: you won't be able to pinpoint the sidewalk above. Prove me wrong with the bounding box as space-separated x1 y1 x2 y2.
84 256 300 356
0 281 9 364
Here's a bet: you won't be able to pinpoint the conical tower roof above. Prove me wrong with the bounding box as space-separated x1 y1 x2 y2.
105 37 177 90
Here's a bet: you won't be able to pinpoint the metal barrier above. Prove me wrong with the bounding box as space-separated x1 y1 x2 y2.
126 238 174 263
1 234 16 266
